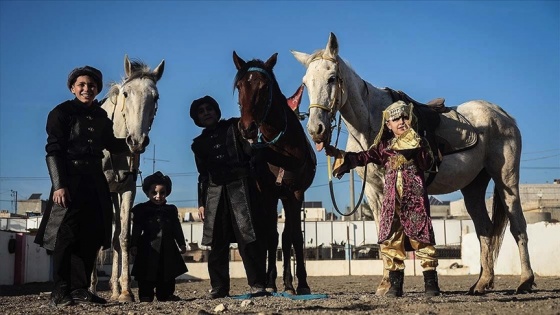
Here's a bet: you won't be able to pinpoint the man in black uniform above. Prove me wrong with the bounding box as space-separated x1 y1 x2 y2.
35 66 131 307
190 95 266 298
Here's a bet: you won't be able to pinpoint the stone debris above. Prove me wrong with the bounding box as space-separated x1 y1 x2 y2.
240 299 254 307
213 303 227 313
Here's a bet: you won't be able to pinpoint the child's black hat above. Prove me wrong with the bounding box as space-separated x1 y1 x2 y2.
142 171 172 196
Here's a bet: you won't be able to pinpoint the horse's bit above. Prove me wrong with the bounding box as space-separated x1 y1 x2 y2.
243 66 287 149
308 56 344 118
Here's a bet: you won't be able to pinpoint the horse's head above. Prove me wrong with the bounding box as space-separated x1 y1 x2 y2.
233 51 279 142
105 55 165 154
291 32 347 151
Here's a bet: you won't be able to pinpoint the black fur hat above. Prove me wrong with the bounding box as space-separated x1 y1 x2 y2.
142 171 172 196
189 95 221 127
67 66 103 93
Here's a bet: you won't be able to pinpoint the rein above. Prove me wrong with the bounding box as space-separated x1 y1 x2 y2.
308 56 367 217
245 66 287 149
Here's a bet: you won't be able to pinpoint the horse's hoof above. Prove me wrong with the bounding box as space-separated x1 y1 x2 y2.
467 285 486 296
118 292 135 303
284 289 296 295
296 287 311 295
266 286 277 293
515 281 536 294
376 278 390 296
375 287 389 296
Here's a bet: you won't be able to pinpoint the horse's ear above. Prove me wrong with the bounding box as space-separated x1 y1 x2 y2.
265 53 278 69
324 32 339 59
287 84 305 112
233 51 246 71
124 54 133 78
153 59 165 82
291 50 311 67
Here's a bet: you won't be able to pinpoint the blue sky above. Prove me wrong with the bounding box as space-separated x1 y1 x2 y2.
1 1 558 212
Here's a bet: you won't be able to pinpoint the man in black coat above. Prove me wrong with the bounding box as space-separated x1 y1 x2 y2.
190 95 266 298
35 66 130 307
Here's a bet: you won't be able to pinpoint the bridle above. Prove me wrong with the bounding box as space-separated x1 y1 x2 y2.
108 79 158 183
242 66 287 149
308 56 367 217
308 56 344 119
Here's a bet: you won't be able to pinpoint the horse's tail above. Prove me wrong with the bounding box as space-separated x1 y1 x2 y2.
490 187 509 264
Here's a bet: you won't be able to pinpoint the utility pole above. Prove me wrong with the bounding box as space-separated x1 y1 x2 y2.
143 145 169 174
349 169 355 218
10 190 17 214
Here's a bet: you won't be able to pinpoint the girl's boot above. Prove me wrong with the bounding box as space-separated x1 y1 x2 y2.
386 270 404 297
423 270 441 296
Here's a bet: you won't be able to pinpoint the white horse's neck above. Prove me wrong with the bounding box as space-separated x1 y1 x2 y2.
338 60 392 151
101 94 128 139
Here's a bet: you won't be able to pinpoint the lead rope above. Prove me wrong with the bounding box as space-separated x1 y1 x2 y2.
327 79 369 217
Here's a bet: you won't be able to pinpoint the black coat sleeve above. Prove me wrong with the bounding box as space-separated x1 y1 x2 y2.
169 205 186 247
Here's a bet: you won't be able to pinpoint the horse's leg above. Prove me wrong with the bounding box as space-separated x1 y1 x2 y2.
292 196 310 295
265 202 279 292
89 249 101 294
280 199 296 294
110 192 122 301
117 188 135 302
281 230 295 294
362 177 390 296
492 165 535 293
376 256 391 295
461 169 496 295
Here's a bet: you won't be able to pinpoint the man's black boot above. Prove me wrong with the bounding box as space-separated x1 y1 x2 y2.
50 284 73 307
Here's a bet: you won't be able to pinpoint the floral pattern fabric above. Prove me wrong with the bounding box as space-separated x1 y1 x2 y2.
340 139 435 245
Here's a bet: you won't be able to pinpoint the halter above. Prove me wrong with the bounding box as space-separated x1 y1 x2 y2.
108 79 158 183
308 56 344 115
245 66 287 149
308 56 368 217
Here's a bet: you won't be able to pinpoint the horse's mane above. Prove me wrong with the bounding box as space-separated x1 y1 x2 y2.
106 59 158 99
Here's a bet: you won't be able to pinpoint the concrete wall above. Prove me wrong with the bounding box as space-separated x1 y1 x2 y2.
462 221 560 276
0 231 51 285
0 231 16 285
174 259 464 280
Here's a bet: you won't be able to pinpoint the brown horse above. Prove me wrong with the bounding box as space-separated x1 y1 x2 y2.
233 51 316 295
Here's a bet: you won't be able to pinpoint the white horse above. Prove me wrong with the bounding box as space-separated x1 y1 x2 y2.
292 33 534 295
90 55 165 302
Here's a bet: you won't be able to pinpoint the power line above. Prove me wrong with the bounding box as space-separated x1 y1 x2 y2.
522 148 560 155
521 154 560 162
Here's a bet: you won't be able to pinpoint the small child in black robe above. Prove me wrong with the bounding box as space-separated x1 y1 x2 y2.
130 171 188 302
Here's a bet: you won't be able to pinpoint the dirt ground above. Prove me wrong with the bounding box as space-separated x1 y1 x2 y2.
1 275 559 315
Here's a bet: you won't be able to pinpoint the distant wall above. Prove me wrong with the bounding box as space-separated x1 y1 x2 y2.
0 231 51 285
462 221 560 276
0 231 16 285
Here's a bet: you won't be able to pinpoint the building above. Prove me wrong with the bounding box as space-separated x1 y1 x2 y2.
430 196 451 218
177 207 200 222
449 181 560 222
16 193 46 217
280 201 327 222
